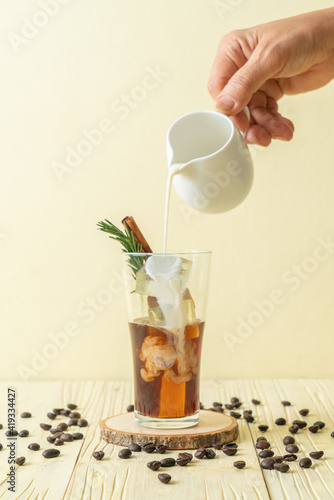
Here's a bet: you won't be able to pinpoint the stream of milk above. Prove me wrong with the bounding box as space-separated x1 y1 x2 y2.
163 163 184 253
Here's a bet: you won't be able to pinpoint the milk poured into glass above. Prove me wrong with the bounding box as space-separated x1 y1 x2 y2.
163 163 184 253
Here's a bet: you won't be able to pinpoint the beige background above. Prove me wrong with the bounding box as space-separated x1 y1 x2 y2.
1 0 333 382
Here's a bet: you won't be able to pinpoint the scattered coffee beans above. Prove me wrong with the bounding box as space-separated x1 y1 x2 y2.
225 404 235 410
155 444 167 453
224 443 238 448
309 425 320 433
257 437 267 442
53 409 63 415
77 419 88 428
222 446 237 456
244 412 254 423
127 404 134 412
28 443 40 451
128 443 141 452
55 439 64 446
234 402 242 409
6 430 18 437
309 451 324 459
0 424 2 429
67 404 77 410
231 397 240 404
252 399 261 405
160 457 176 467
314 421 325 429
69 412 80 419
259 450 274 458
258 425 268 432
47 436 56 444
158 473 171 484
230 412 241 419
299 457 312 468
213 402 223 407
273 456 284 463
285 444 299 453
61 433 74 442
19 430 29 437
275 418 286 426
211 407 224 413
256 441 270 450
40 423 52 431
281 401 291 406
50 428 60 435
331 431 334 438
68 419 78 427
43 449 60 459
283 436 295 445
205 448 216 459
195 448 206 459
274 463 290 473
176 457 189 466
60 410 71 417
179 452 192 461
292 420 307 429
147 460 161 470
233 460 246 469
47 413 56 420
199 402 204 409
261 458 275 470
283 454 298 462
0 444 2 450
289 425 299 434
118 448 132 459
15 457 26 466
299 409 309 416
143 443 155 453
93 451 105 460
21 412 31 418
73 433 84 440
56 423 68 432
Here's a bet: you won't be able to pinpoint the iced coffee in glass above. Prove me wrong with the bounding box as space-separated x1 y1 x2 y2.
123 251 211 429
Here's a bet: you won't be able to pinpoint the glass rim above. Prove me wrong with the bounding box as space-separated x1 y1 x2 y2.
123 250 212 257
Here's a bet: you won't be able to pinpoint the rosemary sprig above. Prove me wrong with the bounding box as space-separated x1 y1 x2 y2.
97 219 145 278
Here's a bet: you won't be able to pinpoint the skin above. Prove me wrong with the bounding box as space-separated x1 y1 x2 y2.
208 9 334 146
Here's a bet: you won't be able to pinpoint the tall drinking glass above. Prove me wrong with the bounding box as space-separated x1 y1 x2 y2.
122 251 211 429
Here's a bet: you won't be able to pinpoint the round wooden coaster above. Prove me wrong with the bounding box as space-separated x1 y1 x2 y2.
100 410 238 449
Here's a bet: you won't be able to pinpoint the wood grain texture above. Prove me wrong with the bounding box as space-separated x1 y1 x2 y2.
0 380 333 500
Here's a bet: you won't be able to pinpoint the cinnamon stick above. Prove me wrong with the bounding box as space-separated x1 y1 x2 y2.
122 216 153 253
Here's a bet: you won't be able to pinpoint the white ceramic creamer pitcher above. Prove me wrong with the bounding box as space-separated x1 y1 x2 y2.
166 110 254 214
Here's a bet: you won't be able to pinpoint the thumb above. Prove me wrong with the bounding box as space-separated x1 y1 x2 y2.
216 54 273 114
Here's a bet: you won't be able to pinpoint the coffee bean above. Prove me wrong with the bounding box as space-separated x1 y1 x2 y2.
222 447 237 456
154 444 166 453
211 407 224 413
252 399 261 405
0 443 3 450
176 457 189 466
77 419 88 428
244 412 254 423
179 452 193 461
283 454 298 462
143 443 155 453
299 457 312 468
212 442 223 449
67 404 77 410
0 424 2 429
258 425 268 432
158 473 171 484
40 423 52 431
19 430 29 437
257 437 267 442
128 443 141 452
200 402 204 409
281 401 291 406
47 436 56 444
309 451 324 459
56 423 68 432
205 448 216 459
147 460 161 470
6 430 18 437
244 409 253 415
285 444 299 453
225 404 235 410
292 420 307 429
224 443 238 448
273 456 284 463
299 409 309 416
195 448 206 459
213 402 223 407
53 408 63 415
289 425 299 434
275 418 286 426
55 439 64 446
43 449 60 459
314 421 325 429
274 463 290 473
50 429 63 437
60 410 71 417
68 419 78 426
127 404 134 412
118 448 132 459
259 450 274 458
28 443 40 450
309 425 320 433
261 458 275 470
283 436 295 445
46 413 56 421
93 451 105 460
234 402 242 409
60 433 74 442
73 433 84 440
233 460 246 469
331 431 334 438
231 397 240 404
230 412 241 419
160 457 176 467
69 412 80 419
256 441 270 450
15 457 26 466
21 412 31 418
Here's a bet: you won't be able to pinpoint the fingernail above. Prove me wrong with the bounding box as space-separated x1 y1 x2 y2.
217 94 235 111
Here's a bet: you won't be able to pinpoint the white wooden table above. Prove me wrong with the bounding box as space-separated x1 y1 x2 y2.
0 380 333 499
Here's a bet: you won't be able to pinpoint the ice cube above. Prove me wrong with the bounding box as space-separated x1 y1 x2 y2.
148 305 165 325
182 298 197 325
135 266 158 296
145 255 192 291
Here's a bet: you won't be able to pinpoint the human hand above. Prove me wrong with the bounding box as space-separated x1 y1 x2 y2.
208 9 334 146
